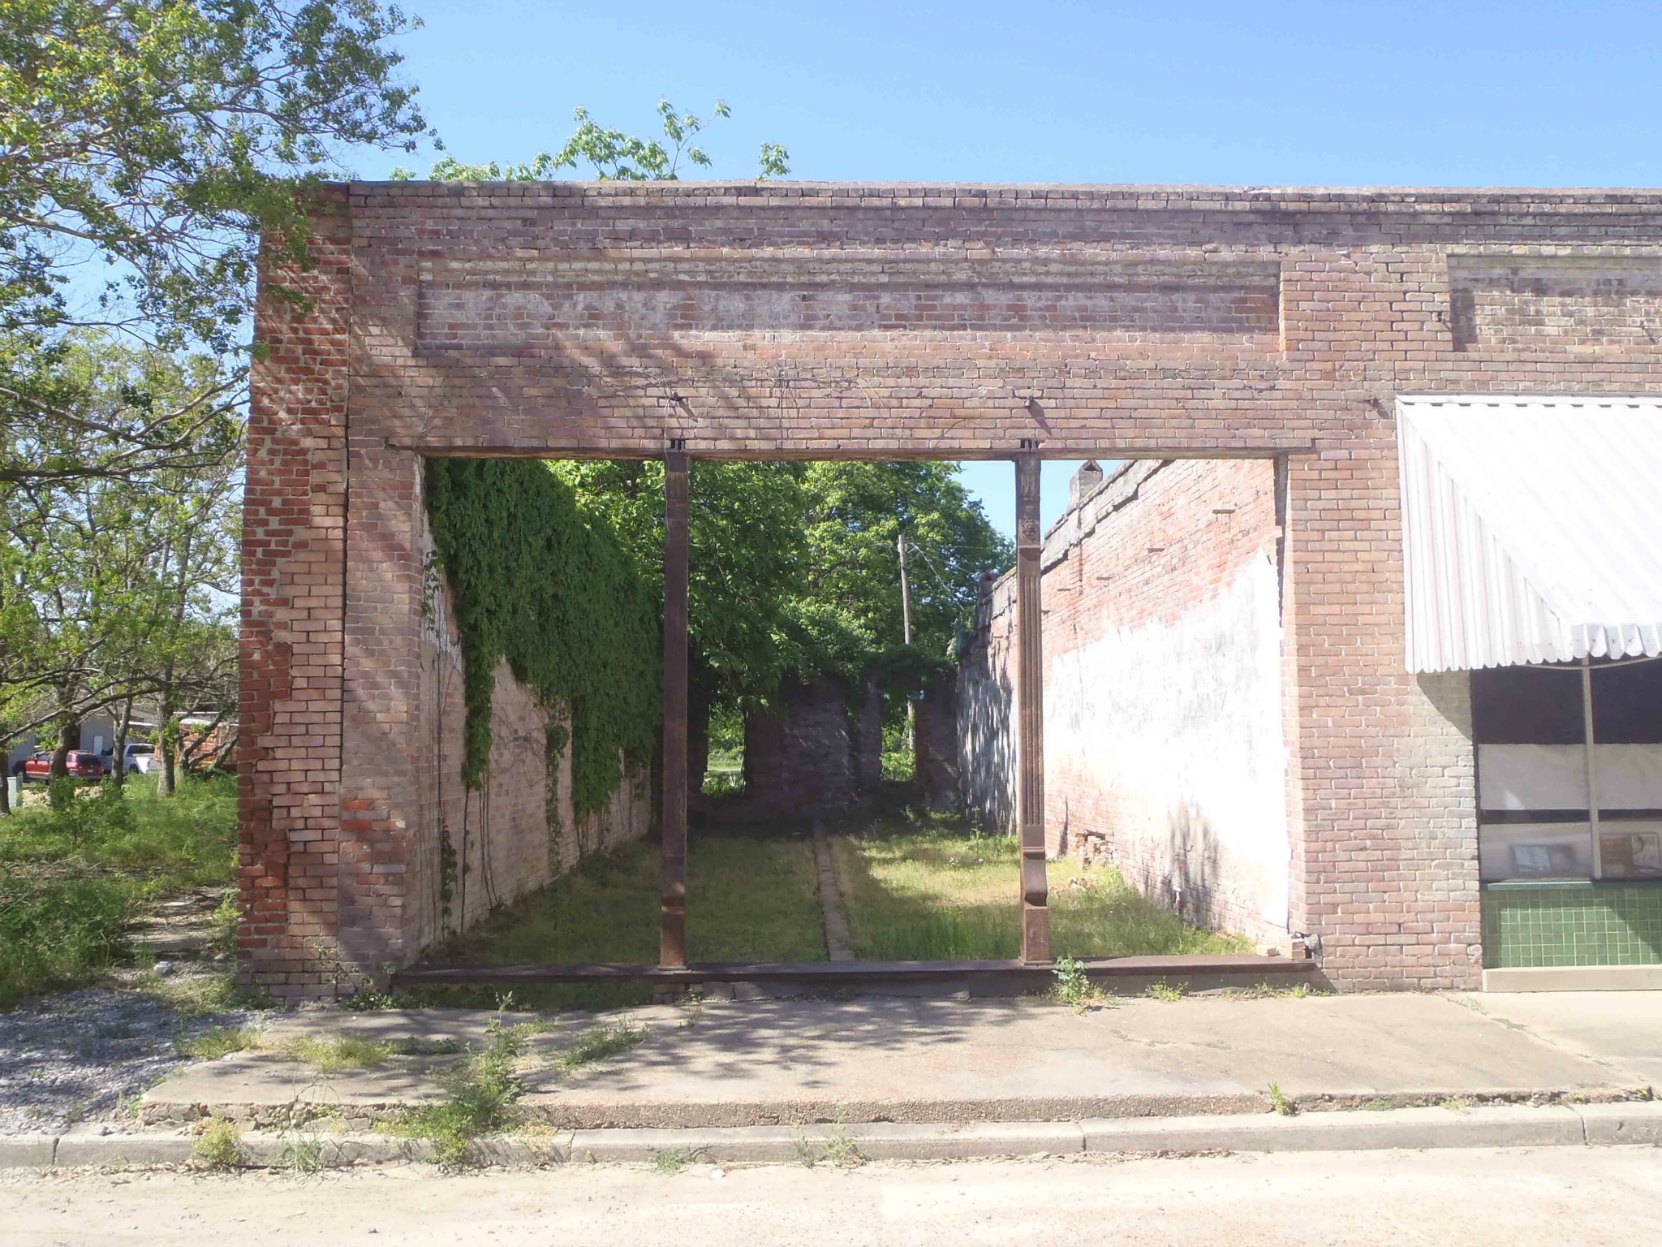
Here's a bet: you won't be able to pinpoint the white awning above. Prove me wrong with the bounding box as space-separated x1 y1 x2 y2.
1397 395 1662 673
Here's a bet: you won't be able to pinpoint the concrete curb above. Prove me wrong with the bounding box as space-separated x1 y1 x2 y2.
6 1102 1659 1170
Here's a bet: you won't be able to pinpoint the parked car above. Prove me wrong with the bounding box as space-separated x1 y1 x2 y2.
101 742 157 775
12 750 106 782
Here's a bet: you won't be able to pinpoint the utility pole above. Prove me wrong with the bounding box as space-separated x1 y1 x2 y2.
897 529 916 759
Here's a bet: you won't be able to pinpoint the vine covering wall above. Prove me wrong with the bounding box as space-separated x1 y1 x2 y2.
424 458 660 815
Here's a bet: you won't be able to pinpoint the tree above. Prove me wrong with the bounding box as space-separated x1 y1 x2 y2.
0 0 430 489
797 462 1012 663
0 336 240 795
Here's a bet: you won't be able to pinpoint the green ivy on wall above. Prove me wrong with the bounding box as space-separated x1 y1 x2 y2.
424 459 660 815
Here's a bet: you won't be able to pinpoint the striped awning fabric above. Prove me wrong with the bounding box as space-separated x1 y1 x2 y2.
1397 395 1662 673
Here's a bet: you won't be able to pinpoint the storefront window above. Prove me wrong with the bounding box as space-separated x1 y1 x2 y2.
1473 660 1662 883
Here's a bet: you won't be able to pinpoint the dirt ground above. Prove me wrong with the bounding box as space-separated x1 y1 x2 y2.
4 1148 1661 1246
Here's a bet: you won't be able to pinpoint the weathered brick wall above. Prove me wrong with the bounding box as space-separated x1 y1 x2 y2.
738 678 865 818
959 459 1290 946
239 196 351 993
913 673 960 810
248 182 1662 992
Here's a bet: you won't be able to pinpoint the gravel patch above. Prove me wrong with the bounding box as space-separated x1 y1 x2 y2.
0 979 265 1135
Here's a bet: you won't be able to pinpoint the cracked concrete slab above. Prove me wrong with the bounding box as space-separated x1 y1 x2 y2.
1455 991 1662 1084
141 992 1651 1129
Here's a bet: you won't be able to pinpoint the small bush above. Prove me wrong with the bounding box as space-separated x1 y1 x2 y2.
194 1117 242 1169
0 877 135 1007
700 771 744 798
1051 956 1106 1012
879 750 914 783
208 893 239 956
1267 1083 1297 1117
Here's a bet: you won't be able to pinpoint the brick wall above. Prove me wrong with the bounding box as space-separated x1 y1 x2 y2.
248 182 1662 992
959 459 1291 946
239 195 351 994
731 677 871 820
913 673 960 810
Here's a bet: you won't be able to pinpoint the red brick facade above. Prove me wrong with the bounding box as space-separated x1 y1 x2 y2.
244 183 1662 994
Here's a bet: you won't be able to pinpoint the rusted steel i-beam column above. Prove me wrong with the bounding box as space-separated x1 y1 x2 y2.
660 446 690 969
1015 449 1051 964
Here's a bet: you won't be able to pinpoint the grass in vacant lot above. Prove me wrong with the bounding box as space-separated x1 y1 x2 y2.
0 775 237 1007
833 820 1249 961
415 828 824 1010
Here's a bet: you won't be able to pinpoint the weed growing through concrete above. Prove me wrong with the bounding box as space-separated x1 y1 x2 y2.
678 992 704 1029
1146 980 1186 1002
558 1021 648 1073
277 1035 396 1072
822 1127 865 1168
1267 1083 1297 1117
386 1013 532 1167
341 987 413 1011
194 1117 242 1169
281 1135 329 1175
175 1025 260 1060
649 1146 702 1174
1439 1096 1470 1113
792 1126 865 1169
1222 981 1327 1000
1051 957 1107 1012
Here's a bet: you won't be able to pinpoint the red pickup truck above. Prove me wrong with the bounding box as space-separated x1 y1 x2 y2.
12 750 106 782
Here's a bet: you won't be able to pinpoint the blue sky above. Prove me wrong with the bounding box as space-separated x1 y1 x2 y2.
356 0 1662 532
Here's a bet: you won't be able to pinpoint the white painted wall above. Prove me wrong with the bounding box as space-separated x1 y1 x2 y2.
1045 554 1290 937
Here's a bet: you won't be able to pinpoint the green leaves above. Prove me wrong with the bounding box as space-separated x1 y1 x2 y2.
425 459 659 814
795 461 1013 667
398 99 790 183
1 2 428 493
1 1 430 351
0 334 241 753
550 458 808 707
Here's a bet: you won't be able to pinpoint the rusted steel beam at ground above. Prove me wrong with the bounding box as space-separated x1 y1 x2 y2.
392 954 1313 988
660 447 690 969
1014 450 1051 964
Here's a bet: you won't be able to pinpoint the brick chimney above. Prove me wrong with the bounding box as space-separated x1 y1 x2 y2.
1070 459 1104 509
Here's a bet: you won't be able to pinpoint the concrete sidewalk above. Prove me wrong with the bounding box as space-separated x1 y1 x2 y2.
141 991 1662 1130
